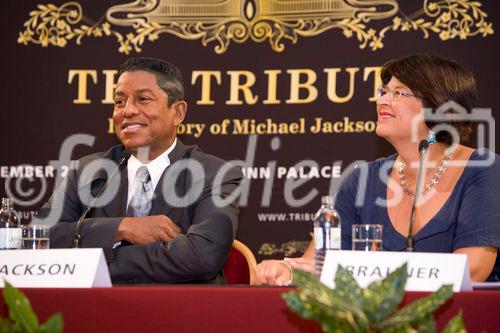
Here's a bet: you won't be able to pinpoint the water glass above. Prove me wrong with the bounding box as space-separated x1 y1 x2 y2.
352 224 383 251
21 224 50 249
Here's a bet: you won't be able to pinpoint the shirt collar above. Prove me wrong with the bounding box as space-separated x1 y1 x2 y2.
127 138 177 191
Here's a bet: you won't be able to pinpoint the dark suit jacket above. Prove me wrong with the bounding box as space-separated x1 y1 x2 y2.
38 140 243 284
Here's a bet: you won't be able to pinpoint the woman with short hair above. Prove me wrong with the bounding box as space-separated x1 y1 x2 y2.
255 54 500 285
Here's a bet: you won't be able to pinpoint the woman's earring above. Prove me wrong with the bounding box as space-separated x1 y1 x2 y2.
427 129 437 144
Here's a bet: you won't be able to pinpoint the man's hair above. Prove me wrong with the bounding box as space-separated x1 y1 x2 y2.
118 57 184 107
381 54 477 145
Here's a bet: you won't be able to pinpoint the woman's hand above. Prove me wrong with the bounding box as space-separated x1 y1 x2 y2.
254 260 293 286
253 242 315 286
253 256 315 286
283 256 315 274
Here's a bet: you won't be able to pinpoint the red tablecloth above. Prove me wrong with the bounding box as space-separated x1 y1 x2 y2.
1 286 499 333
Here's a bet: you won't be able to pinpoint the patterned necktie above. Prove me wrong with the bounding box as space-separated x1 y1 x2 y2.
127 166 153 217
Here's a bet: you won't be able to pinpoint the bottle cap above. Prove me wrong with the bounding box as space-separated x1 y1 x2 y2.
1 198 13 207
321 195 333 206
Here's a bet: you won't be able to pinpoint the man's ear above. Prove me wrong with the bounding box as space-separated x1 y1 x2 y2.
172 101 187 126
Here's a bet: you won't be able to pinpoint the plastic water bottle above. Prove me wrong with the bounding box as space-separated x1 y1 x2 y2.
0 198 22 250
313 195 340 278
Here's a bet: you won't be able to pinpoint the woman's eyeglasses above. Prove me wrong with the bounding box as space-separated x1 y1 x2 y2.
376 86 420 100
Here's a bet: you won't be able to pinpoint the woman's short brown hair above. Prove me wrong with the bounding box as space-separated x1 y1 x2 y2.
381 54 477 145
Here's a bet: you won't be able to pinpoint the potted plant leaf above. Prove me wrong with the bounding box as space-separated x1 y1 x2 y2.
1 281 63 333
283 263 467 333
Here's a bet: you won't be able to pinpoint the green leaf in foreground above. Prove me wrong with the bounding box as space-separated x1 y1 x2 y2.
40 313 63 333
3 281 39 331
1 281 63 333
0 317 14 333
283 263 468 333
362 263 407 323
442 311 467 333
379 284 453 329
283 270 368 332
416 313 437 333
333 265 364 308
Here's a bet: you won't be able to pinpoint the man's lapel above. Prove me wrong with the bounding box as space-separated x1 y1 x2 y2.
149 139 196 216
90 145 129 218
101 166 128 217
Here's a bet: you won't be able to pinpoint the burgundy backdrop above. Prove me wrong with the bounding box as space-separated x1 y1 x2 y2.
1 1 498 261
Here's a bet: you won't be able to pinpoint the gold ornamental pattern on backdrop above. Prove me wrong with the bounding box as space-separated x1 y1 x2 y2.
18 0 494 54
258 240 311 257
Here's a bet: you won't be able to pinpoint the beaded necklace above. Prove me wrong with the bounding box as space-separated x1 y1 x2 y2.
396 149 456 197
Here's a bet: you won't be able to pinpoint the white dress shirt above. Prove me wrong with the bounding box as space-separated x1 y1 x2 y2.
126 138 177 209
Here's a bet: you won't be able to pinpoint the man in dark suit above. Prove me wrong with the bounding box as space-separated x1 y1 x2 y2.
40 57 243 284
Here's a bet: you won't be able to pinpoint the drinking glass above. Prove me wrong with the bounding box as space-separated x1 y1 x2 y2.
21 224 50 249
352 224 383 251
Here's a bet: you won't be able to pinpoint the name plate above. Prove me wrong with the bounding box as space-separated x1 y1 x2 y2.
0 248 111 288
320 250 472 292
